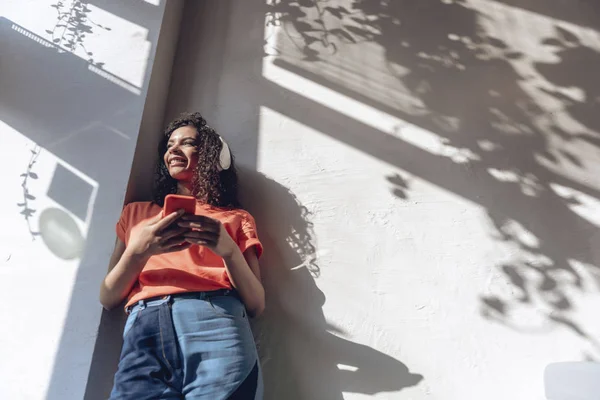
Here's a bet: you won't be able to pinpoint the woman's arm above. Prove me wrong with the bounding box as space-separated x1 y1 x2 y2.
100 210 189 310
179 215 265 317
99 239 149 310
222 246 265 317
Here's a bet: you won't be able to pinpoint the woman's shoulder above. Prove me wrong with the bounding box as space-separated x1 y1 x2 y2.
204 205 256 223
226 207 256 219
229 207 254 219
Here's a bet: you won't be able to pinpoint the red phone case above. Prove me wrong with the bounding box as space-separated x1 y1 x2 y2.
164 194 196 216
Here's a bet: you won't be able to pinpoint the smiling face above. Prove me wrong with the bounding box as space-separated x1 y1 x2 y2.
163 125 199 182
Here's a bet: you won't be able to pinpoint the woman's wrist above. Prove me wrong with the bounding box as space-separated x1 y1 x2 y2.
123 247 151 267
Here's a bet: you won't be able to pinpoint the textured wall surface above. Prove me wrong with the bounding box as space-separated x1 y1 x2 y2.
0 1 167 399
2 0 600 399
165 1 600 399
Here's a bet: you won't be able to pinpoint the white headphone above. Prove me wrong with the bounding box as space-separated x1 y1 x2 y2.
218 136 231 171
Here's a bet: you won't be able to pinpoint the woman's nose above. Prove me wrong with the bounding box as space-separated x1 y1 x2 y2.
168 144 183 154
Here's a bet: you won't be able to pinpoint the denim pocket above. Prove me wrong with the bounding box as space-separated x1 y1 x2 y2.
208 295 246 319
122 308 141 339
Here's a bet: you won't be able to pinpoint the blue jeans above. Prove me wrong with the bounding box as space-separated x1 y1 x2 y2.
109 290 263 399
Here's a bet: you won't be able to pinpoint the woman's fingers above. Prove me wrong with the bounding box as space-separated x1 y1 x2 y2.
154 209 185 232
181 215 216 223
160 227 189 241
184 230 217 241
183 230 218 246
158 230 218 250
160 235 188 250
149 210 164 223
179 215 219 231
162 242 192 253
177 221 219 231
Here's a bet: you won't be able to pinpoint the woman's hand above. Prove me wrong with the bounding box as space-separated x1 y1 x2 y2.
177 215 238 258
100 210 190 310
178 214 265 316
126 209 191 259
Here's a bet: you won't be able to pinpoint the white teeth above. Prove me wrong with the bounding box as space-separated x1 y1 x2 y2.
169 158 186 166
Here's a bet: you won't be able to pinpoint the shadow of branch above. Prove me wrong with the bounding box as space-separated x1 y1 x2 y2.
240 170 423 399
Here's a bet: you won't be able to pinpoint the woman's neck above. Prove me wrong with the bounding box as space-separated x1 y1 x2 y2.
177 182 193 196
176 181 210 205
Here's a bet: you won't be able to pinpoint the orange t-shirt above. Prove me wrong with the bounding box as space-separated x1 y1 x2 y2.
116 201 263 308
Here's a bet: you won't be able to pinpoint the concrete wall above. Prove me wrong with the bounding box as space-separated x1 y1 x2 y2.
0 1 179 399
2 0 600 399
165 1 600 399
83 2 184 398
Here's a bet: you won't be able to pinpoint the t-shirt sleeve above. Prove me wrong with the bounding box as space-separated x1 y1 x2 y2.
237 212 263 258
116 203 132 243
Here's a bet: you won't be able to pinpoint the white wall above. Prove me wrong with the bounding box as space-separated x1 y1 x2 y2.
0 1 174 399
166 1 600 399
2 0 599 399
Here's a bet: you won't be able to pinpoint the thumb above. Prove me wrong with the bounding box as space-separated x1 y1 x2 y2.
150 210 164 223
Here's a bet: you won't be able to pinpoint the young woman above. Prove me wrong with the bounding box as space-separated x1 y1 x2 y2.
100 112 264 399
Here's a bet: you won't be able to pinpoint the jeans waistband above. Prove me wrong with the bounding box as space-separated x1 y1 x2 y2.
126 289 238 314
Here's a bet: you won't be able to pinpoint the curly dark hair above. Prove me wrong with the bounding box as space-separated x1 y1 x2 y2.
153 112 241 209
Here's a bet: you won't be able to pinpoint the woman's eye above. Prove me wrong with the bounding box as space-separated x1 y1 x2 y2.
167 141 195 149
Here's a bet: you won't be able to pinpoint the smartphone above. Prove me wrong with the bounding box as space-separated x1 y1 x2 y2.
163 194 196 216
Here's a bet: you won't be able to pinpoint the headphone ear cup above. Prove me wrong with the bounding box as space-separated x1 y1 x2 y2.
218 136 232 170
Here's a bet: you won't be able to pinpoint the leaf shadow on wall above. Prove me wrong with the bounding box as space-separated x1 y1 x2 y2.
16 146 42 240
240 170 423 400
47 0 111 67
0 8 155 398
265 0 600 359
